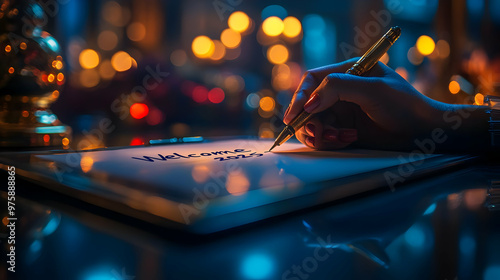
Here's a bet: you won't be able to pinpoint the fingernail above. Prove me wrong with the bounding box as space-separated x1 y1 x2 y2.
305 123 315 136
306 136 315 147
284 106 290 119
304 94 320 113
323 130 338 141
340 129 357 137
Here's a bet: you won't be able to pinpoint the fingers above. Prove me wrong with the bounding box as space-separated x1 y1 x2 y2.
284 58 361 124
303 72 384 114
296 120 358 150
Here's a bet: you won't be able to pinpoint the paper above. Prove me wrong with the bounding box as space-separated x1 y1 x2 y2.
37 139 437 202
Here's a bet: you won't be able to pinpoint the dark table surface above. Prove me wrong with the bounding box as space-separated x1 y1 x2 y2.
1 159 499 280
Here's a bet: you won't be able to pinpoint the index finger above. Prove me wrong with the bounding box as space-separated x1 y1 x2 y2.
283 58 359 124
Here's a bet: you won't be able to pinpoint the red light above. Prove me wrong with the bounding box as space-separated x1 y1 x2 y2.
146 108 164 126
130 137 144 146
130 103 149 119
208 88 225 104
192 86 208 103
43 134 50 142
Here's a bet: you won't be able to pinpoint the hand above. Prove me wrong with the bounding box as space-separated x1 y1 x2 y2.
283 58 488 151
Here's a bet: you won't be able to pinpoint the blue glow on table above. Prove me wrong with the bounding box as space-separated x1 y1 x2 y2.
241 253 273 279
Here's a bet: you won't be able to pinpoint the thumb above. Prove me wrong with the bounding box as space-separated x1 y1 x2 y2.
303 73 384 114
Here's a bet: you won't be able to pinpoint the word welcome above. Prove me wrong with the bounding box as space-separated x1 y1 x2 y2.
131 148 253 162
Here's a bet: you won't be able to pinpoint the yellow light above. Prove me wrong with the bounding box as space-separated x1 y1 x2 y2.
111 51 132 72
449 81 460 94
5 45 11 52
259 96 275 112
47 74 55 83
80 156 94 173
191 36 215 58
55 60 63 70
475 93 484 105
416 35 435 56
52 90 60 99
283 16 301 38
267 44 289 64
210 40 226 61
21 96 29 103
8 67 14 74
220 28 241 49
228 11 250 33
62 137 70 146
20 42 27 50
262 16 284 37
57 73 64 82
79 49 100 69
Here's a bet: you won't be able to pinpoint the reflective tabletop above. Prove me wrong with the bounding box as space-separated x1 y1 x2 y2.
1 166 500 280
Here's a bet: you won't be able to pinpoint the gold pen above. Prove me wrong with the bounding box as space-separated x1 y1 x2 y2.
269 26 402 151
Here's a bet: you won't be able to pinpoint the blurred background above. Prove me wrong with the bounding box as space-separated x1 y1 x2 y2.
25 0 500 148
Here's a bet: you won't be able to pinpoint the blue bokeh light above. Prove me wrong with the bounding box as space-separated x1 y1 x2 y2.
261 5 288 20
241 253 273 279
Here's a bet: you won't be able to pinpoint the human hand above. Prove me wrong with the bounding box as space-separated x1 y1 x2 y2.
283 58 465 151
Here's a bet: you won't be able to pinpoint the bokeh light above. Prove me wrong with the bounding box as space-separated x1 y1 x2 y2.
79 49 100 69
99 60 116 80
228 11 250 33
208 88 225 103
192 36 215 58
192 86 208 103
259 96 275 112
407 46 424 65
416 35 435 56
80 69 100 88
226 171 250 195
261 5 288 20
170 49 188 66
262 16 284 37
283 16 302 38
210 40 226 61
246 93 260 109
267 44 289 64
97 31 118 51
80 156 94 173
127 22 146 41
474 93 484 105
130 103 149 119
449 81 460 94
130 137 144 146
436 40 450 58
111 51 133 72
220 28 241 49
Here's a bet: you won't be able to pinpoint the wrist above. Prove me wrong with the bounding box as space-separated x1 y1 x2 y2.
437 103 490 152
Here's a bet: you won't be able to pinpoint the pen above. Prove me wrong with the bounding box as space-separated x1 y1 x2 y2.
269 26 402 151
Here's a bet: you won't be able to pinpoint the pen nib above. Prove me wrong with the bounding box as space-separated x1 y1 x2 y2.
269 142 278 152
